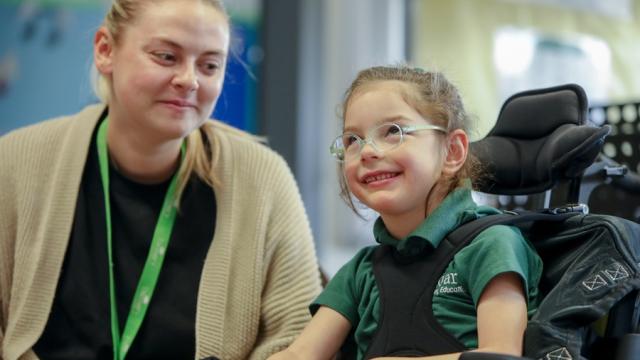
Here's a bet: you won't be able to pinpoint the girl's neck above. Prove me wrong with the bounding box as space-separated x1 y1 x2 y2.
382 211 428 240
381 182 449 240
106 119 182 184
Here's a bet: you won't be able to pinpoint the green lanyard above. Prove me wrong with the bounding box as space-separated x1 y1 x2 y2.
96 118 183 360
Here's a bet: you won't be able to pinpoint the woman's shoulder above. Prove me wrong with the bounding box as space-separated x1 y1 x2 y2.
206 119 266 147
1 104 103 146
0 105 104 184
206 119 290 173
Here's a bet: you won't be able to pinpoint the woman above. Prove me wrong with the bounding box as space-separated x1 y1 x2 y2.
0 1 322 359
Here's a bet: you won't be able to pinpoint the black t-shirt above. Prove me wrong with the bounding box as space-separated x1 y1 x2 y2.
34 128 216 360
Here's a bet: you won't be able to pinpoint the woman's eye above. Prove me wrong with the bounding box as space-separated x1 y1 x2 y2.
201 61 221 74
153 52 176 63
198 57 225 75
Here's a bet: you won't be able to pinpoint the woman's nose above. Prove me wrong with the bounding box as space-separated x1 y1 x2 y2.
172 64 199 92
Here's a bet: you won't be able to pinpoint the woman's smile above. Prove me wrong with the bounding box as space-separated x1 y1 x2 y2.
158 99 198 113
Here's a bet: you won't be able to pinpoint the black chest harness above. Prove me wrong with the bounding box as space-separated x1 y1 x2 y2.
364 213 563 359
363 217 494 358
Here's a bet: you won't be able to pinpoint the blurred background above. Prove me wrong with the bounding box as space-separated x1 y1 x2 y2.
1 0 639 275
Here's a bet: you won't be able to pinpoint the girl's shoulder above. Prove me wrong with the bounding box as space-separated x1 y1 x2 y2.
453 223 543 303
330 245 380 282
463 223 534 257
451 223 541 280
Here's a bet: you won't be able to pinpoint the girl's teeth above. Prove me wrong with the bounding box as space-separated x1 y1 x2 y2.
366 173 396 183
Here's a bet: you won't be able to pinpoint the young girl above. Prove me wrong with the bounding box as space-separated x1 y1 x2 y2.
270 66 542 360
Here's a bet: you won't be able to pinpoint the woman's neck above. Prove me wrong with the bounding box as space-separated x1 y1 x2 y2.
106 120 182 184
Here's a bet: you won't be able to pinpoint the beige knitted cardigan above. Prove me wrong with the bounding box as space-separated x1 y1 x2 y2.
0 104 322 360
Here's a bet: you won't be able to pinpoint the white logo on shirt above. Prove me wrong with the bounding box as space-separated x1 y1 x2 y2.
433 272 466 296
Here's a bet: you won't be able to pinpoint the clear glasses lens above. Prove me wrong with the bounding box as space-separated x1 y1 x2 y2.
330 123 404 162
372 123 403 151
330 137 346 161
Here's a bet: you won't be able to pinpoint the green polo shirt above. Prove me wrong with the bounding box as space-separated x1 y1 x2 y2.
311 187 543 359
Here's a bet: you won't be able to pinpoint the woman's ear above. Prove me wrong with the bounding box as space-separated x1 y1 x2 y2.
94 26 114 76
441 129 469 177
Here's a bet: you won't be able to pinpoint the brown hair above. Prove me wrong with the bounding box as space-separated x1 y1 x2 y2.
93 0 231 199
337 65 484 214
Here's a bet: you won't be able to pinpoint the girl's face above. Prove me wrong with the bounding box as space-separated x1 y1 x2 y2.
95 0 229 142
343 81 446 220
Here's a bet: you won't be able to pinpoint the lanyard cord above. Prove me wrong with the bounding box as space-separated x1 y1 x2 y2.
96 118 183 360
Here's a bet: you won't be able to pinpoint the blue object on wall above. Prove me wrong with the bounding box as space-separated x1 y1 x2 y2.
0 3 102 134
213 22 259 134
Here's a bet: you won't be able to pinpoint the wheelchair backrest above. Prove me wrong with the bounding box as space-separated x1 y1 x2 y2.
470 84 640 360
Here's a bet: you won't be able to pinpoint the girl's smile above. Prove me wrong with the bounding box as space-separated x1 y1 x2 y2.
361 171 402 186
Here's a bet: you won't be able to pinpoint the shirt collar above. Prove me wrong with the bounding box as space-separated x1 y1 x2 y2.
373 186 501 257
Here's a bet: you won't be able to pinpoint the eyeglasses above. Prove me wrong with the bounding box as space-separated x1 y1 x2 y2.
330 122 447 162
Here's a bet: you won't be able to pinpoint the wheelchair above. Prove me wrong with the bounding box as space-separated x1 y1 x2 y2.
466 84 640 360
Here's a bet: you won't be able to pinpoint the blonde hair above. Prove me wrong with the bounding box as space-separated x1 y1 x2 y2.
337 65 483 214
92 0 230 198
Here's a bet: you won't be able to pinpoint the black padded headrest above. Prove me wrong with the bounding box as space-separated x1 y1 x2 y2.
471 84 611 195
